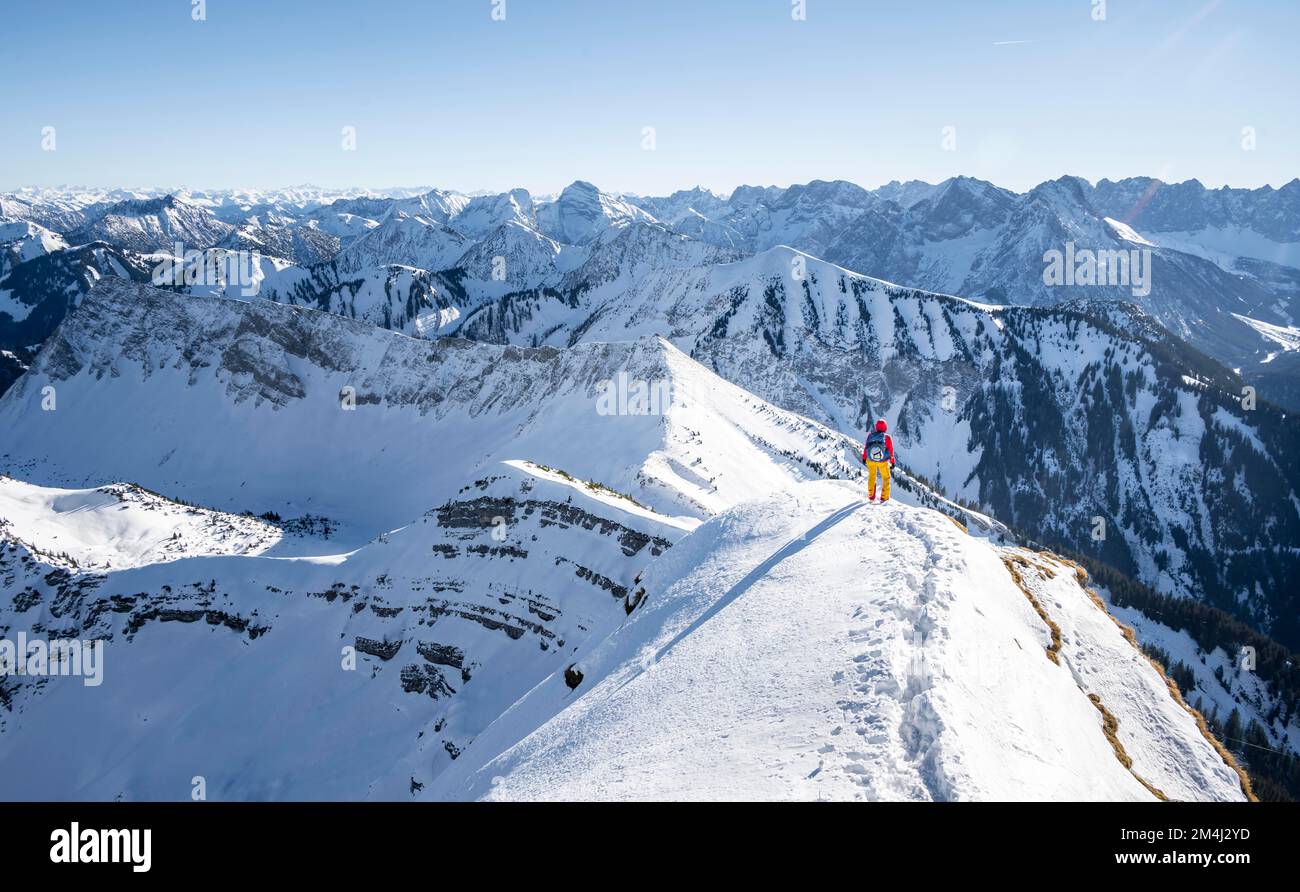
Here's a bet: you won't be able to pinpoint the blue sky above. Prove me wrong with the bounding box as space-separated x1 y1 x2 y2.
2 0 1295 195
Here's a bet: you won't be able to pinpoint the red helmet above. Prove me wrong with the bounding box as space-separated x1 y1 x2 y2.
875 418 888 432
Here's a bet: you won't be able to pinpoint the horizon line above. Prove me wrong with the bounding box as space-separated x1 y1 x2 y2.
5 173 1299 203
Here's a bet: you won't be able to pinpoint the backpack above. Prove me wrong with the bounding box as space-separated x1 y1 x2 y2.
865 431 888 462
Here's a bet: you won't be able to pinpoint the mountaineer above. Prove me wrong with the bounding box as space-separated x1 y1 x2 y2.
861 418 896 502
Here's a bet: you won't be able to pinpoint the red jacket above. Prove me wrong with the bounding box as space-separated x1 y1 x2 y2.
862 434 895 464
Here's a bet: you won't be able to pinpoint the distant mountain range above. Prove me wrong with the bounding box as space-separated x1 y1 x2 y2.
2 176 1299 653
4 175 1297 408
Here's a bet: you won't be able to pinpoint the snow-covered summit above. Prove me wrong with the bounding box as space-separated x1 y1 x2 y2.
536 181 658 246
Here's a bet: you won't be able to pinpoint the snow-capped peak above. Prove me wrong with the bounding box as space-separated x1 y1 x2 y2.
536 180 658 245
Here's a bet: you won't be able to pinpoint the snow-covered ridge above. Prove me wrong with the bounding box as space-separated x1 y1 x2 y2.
430 481 1248 802
0 280 877 529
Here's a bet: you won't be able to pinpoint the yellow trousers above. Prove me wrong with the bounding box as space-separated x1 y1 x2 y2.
866 461 891 500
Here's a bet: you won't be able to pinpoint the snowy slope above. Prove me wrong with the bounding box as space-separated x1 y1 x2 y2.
1106 596 1300 762
0 460 692 799
221 218 341 266
1232 313 1300 359
0 476 281 570
0 285 895 799
253 261 468 336
0 219 69 280
535 181 657 246
333 212 469 274
0 242 155 358
450 189 537 239
431 482 1246 802
453 221 565 289
69 195 235 253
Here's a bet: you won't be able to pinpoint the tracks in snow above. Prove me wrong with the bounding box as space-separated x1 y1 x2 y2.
831 505 962 801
